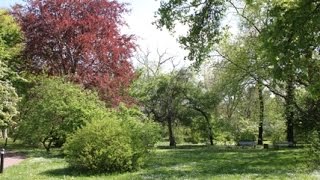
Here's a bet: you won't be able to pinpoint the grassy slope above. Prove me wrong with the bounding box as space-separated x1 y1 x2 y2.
0 145 319 180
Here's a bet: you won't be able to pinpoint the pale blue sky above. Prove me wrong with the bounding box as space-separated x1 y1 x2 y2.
0 0 23 8
0 0 238 70
0 0 188 68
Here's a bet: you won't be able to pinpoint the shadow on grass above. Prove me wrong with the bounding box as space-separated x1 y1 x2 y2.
40 165 133 178
40 166 95 177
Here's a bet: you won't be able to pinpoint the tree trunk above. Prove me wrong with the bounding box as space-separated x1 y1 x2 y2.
285 77 295 146
168 115 176 147
257 80 264 145
2 128 8 147
1 129 7 139
193 107 214 145
201 111 214 145
208 124 214 146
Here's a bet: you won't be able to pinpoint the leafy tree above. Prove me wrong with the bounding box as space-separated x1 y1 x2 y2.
260 0 320 143
0 9 23 63
12 0 136 106
155 0 226 65
0 61 19 142
0 9 23 143
217 34 268 144
182 81 220 145
16 76 106 151
132 72 186 147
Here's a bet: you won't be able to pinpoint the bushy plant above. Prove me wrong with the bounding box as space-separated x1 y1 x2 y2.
239 130 256 141
116 105 161 165
64 106 161 173
185 117 210 144
308 131 320 165
234 117 257 142
15 76 106 151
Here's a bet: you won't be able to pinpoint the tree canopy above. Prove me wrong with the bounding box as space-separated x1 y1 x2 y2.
0 9 23 139
12 0 136 106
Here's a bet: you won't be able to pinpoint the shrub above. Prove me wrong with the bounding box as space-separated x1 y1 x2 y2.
15 76 106 151
308 131 320 165
64 106 161 173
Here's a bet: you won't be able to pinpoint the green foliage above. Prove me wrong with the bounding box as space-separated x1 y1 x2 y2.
0 9 23 132
0 80 19 128
308 131 320 164
155 0 226 66
64 106 161 173
64 116 133 173
116 105 161 163
0 9 23 62
235 117 258 141
0 61 19 129
16 76 105 151
131 70 195 146
264 97 286 143
189 118 207 143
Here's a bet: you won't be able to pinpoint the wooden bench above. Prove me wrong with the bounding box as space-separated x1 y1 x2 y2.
238 141 256 148
273 141 296 149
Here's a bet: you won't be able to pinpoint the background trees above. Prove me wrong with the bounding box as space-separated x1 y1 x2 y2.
155 0 320 149
12 0 136 106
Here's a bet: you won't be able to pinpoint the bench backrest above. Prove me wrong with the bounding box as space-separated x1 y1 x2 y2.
238 141 256 146
274 141 295 146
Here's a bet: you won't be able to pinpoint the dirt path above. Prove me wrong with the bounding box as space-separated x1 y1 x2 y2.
3 152 26 169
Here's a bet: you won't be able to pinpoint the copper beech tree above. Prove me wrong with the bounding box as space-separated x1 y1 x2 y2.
13 0 136 106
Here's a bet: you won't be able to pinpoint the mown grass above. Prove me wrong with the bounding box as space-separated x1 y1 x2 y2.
0 143 319 180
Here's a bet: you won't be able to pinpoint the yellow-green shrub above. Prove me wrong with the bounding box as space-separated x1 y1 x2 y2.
64 106 161 173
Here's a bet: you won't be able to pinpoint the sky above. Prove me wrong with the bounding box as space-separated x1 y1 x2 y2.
0 0 188 69
0 0 238 70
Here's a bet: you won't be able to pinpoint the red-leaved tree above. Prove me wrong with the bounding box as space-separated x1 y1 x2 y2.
12 0 136 106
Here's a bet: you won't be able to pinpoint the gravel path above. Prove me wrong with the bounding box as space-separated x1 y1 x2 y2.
3 152 26 169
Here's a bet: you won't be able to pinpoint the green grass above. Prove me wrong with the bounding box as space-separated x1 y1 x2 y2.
0 144 319 180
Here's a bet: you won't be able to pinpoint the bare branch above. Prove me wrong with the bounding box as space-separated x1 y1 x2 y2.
226 0 261 34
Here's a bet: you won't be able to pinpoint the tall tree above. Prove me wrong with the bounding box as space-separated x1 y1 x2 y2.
0 9 23 144
260 0 320 144
12 0 136 106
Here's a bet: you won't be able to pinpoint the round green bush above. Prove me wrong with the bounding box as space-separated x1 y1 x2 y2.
64 117 132 172
64 107 161 173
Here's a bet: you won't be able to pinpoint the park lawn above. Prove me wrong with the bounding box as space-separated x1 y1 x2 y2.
0 145 319 180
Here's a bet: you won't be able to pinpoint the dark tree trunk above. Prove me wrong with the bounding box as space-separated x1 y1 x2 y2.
201 111 214 145
168 116 176 147
257 80 264 145
193 107 214 145
285 77 295 146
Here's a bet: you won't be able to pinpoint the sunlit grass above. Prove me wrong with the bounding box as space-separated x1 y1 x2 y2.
0 142 318 180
